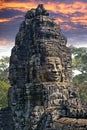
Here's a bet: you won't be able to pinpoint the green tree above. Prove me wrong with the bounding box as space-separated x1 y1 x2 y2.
0 81 10 108
70 46 87 104
0 56 10 109
70 46 87 74
0 56 9 82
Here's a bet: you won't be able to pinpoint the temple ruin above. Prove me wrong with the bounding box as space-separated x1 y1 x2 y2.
0 4 87 130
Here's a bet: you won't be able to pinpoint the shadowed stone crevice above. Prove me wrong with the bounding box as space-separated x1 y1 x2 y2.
0 107 14 130
0 4 87 130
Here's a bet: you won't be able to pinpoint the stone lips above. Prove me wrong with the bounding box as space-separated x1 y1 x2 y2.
0 4 87 130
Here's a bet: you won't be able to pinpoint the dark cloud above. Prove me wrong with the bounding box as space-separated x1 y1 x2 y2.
55 0 87 4
35 0 58 3
68 12 84 17
57 0 76 4
35 0 79 4
0 9 24 18
80 0 87 2
5 0 31 2
0 17 23 41
4 0 14 1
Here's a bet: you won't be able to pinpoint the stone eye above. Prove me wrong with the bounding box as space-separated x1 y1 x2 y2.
47 64 53 69
56 64 59 68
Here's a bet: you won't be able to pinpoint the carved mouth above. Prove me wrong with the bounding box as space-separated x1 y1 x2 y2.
51 74 59 78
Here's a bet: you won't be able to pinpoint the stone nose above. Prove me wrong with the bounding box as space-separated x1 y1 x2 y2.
52 64 57 72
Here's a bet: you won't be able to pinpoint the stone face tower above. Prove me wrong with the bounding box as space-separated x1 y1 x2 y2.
1 4 87 130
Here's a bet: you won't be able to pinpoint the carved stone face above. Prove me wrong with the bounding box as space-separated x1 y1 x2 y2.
45 57 62 82
31 106 44 123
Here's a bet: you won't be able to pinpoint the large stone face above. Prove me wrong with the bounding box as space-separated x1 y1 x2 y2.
0 4 87 130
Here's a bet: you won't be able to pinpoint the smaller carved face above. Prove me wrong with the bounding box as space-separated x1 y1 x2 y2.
31 106 44 121
45 57 62 82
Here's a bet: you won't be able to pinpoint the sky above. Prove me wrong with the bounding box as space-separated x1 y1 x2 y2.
0 0 87 57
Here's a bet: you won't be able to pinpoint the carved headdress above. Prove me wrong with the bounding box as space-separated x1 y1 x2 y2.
9 4 71 85
24 5 71 83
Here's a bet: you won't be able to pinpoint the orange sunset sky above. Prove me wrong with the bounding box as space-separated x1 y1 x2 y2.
0 0 87 57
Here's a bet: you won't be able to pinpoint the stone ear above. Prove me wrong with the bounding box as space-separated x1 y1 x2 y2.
60 72 63 82
39 69 46 82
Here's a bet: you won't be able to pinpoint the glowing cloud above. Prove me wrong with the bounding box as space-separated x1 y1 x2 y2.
0 1 38 12
0 15 23 23
0 1 87 27
0 38 14 46
0 1 87 14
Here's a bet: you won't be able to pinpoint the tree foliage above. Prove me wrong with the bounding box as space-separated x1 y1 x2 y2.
0 80 10 108
70 46 87 104
70 46 87 74
0 56 9 82
0 56 10 109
